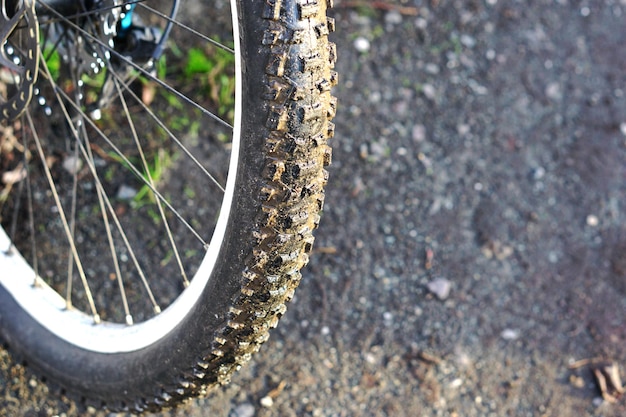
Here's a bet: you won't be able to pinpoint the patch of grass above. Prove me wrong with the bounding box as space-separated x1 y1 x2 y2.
181 44 236 123
42 42 61 80
132 148 172 207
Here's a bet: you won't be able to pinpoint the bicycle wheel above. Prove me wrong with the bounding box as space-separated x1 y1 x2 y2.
0 0 336 412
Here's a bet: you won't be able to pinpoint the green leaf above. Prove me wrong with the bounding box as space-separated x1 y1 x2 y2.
185 48 213 76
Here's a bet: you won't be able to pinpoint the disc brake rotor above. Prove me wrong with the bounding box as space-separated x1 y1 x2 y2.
0 0 39 123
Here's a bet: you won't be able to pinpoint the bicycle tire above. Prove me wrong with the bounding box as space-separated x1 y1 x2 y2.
0 0 336 412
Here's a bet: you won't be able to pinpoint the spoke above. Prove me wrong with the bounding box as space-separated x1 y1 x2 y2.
32 2 228 192
136 3 234 54
37 0 147 25
36 47 164 317
37 63 210 248
23 110 101 324
24 156 39 285
3 0 234 324
93 155 134 326
72 63 134 324
41 18 67 63
65 132 79 307
67 124 164 316
36 0 233 130
106 65 226 192
6 164 24 252
85 160 163 316
110 73 190 287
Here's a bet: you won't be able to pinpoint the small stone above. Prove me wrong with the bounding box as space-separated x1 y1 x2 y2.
62 155 82 175
449 378 463 388
260 396 274 408
545 82 562 100
532 166 546 180
619 122 626 136
586 214 599 227
501 328 520 340
385 10 403 25
353 36 370 53
422 83 436 100
427 278 451 300
425 62 440 74
383 311 393 324
2 166 26 185
412 124 426 142
364 352 378 364
231 403 255 417
460 34 476 48
457 123 471 136
569 374 585 388
117 184 138 200
548 251 559 263
415 17 428 30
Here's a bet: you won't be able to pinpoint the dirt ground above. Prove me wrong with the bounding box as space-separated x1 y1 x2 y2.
2 0 626 416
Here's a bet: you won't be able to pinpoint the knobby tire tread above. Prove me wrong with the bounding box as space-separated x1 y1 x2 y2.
159 0 338 409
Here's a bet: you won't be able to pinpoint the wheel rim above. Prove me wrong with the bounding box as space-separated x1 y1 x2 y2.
0 0 242 353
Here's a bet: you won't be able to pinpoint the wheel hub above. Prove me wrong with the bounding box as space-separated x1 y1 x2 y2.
0 0 39 123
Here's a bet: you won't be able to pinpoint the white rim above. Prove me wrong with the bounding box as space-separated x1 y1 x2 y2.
0 0 242 354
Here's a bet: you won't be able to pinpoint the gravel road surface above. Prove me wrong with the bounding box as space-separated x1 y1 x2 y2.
2 1 626 416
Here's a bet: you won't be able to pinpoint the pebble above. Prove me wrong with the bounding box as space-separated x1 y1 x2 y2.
460 34 476 48
457 123 471 136
425 62 440 74
531 166 546 180
383 311 393 324
415 17 428 30
116 184 138 200
412 124 426 142
231 403 255 417
586 214 599 227
354 36 370 53
1 166 26 185
260 396 274 408
422 84 437 100
62 155 82 175
501 328 520 340
449 378 463 388
385 11 403 25
545 82 562 100
427 278 451 300
619 122 626 136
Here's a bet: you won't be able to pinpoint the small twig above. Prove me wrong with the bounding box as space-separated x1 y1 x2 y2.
337 1 419 16
315 246 338 254
418 350 442 365
89 142 116 161
568 357 603 369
